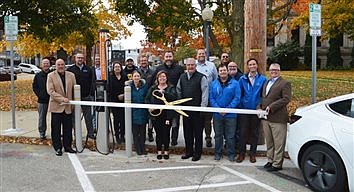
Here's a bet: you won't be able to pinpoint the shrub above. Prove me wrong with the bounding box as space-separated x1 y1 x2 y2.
267 40 302 70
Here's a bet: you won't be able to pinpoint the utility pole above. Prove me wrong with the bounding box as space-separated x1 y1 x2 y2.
244 0 267 75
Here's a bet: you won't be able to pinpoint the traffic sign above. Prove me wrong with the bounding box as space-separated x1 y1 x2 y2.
309 3 321 29
4 16 18 41
310 29 321 36
309 3 321 36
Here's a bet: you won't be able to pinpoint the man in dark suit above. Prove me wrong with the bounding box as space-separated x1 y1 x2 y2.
47 59 77 156
258 63 292 171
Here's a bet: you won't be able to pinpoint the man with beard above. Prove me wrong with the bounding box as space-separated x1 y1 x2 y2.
196 48 218 148
123 57 138 80
137 54 155 142
67 53 95 139
150 51 184 146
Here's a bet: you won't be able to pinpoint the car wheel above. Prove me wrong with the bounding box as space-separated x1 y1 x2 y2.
301 144 348 192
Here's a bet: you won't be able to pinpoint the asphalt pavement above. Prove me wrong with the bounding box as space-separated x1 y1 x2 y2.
1 143 311 192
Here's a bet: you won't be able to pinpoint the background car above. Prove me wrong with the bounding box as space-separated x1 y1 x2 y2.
18 63 41 74
288 93 353 192
2 66 22 74
0 66 19 81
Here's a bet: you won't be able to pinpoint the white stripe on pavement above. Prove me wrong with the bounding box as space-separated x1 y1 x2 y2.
86 165 213 174
68 153 95 192
128 181 252 192
218 165 282 192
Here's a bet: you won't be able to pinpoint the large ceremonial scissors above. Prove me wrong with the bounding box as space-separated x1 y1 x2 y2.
150 89 192 117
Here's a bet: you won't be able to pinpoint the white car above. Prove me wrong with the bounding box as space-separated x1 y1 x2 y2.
288 93 354 192
18 63 41 74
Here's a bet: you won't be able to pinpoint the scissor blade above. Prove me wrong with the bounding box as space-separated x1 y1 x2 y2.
175 109 189 117
169 98 193 105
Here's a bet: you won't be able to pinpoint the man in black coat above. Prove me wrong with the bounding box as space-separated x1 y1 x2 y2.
67 52 95 139
32 58 51 139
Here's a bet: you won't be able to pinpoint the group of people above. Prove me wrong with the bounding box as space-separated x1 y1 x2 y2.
32 49 292 171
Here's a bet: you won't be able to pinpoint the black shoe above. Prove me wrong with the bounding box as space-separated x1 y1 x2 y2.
171 140 178 146
206 141 212 148
55 149 62 156
192 156 201 161
163 154 169 160
64 148 76 153
157 154 162 160
40 134 46 140
267 166 282 172
264 162 273 169
88 134 96 139
181 154 193 159
148 133 154 142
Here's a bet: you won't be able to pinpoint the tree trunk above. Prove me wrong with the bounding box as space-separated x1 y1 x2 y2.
244 0 267 145
231 0 245 72
244 0 267 75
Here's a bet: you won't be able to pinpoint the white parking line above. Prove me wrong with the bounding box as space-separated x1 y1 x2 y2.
86 165 213 174
218 165 281 192
128 181 252 192
68 153 95 192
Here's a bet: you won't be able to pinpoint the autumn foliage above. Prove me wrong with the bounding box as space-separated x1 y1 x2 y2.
1 71 353 116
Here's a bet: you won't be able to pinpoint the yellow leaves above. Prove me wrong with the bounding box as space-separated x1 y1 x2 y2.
15 34 54 58
94 1 130 40
0 80 37 111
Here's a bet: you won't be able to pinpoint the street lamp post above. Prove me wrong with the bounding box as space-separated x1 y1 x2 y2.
202 4 213 61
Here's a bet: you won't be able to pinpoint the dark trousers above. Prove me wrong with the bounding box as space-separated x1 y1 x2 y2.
203 112 213 142
132 124 146 154
171 115 180 142
51 112 73 151
153 116 172 151
183 111 203 158
112 108 125 140
82 96 94 136
238 114 260 155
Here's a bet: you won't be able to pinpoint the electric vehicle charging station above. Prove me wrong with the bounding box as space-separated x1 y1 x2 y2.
95 28 110 154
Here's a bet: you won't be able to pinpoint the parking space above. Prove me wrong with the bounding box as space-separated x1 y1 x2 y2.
69 150 311 192
1 143 311 192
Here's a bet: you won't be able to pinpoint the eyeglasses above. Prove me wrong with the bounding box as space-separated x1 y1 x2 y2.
269 69 280 72
222 56 229 58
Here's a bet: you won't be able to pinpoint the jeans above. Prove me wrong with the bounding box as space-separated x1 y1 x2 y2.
213 117 236 159
37 103 48 136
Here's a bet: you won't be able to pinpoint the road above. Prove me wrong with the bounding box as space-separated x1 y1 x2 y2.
1 143 311 192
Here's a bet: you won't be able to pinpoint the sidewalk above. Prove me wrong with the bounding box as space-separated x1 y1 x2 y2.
0 111 270 155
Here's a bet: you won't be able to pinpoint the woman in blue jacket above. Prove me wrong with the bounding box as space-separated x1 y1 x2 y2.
130 70 148 155
209 65 241 162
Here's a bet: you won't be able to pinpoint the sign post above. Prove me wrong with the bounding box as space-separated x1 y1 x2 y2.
309 3 321 104
4 15 20 133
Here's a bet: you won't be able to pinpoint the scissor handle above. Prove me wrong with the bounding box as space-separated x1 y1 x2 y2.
149 108 163 117
152 89 165 100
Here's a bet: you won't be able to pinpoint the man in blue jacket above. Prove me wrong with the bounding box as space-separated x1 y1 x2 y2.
209 65 241 162
236 58 267 163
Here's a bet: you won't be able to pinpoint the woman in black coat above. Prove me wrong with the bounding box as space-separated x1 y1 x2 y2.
145 70 177 160
108 61 128 144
